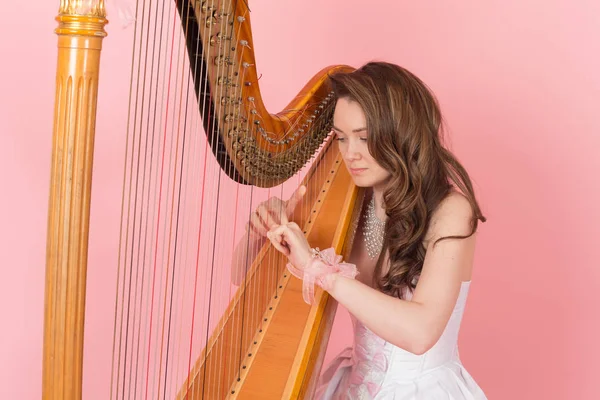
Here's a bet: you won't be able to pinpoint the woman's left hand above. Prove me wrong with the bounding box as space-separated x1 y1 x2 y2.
267 222 312 270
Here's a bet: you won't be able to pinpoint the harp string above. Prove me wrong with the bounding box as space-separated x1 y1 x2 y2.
205 1 222 395
165 0 206 391
177 0 210 395
216 1 242 396
225 2 251 395
150 0 179 396
168 0 204 392
147 0 180 397
172 0 197 392
173 0 225 397
201 0 235 397
132 0 170 397
111 0 142 395
113 0 151 397
110 0 338 398
231 48 258 394
160 9 189 396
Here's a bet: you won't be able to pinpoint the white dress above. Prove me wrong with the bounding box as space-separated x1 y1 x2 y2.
315 281 487 399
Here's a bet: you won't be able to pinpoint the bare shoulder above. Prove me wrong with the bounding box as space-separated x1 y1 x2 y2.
424 190 475 247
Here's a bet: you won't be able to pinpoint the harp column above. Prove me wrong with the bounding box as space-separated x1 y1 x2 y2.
42 1 107 399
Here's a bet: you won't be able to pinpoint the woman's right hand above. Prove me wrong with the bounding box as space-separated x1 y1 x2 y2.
246 185 306 238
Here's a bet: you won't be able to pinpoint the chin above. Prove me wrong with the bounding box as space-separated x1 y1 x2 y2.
350 177 376 188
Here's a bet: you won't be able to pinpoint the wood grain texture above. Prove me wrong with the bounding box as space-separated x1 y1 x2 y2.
43 10 107 400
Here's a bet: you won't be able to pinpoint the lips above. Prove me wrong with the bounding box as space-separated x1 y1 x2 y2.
349 167 367 175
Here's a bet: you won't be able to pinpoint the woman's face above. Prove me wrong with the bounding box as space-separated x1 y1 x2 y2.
332 98 391 191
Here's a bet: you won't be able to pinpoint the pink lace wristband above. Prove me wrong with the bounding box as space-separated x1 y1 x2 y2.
286 247 358 305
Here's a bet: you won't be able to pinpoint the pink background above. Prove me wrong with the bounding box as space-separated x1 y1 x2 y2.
1 0 599 399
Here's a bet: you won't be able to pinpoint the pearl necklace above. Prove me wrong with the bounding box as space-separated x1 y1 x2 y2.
363 196 386 259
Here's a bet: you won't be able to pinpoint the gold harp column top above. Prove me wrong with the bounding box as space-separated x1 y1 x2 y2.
57 0 107 37
59 0 106 16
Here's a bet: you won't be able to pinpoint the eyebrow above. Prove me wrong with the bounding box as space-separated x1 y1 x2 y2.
331 125 367 134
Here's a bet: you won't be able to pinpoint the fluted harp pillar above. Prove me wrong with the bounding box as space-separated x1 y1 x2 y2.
42 1 107 398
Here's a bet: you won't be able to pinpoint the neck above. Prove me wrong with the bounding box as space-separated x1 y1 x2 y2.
371 187 387 221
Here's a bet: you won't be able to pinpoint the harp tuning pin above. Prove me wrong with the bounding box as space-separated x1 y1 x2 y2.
217 76 238 87
213 10 230 20
240 40 249 47
200 1 212 14
237 16 246 23
248 96 255 102
210 32 231 46
214 56 235 66
221 96 243 106
205 16 217 27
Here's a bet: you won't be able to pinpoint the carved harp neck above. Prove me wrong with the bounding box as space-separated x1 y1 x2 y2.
178 0 353 186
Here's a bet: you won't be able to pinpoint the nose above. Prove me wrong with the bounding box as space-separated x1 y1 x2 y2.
343 139 362 162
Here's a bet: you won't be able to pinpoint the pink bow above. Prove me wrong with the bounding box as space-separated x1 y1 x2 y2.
286 248 358 305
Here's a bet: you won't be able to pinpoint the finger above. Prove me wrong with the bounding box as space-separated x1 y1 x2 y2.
257 206 276 230
267 226 290 256
270 237 290 256
249 212 268 236
260 200 287 229
269 224 294 245
246 221 266 237
279 210 288 225
266 197 288 225
287 221 301 230
268 224 289 238
268 208 286 226
285 185 307 217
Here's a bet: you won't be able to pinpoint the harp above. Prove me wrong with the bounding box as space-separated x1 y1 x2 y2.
43 1 360 399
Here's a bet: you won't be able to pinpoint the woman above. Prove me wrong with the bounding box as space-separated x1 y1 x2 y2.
247 61 487 399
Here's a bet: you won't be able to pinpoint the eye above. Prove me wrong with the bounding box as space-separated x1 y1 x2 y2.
360 137 368 142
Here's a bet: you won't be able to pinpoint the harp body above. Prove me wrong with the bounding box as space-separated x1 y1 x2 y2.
180 148 361 399
43 1 358 398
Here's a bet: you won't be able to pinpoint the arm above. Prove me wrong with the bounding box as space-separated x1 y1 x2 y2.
267 191 476 355
328 192 476 354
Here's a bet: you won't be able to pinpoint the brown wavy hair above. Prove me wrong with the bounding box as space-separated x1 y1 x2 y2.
329 61 486 299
